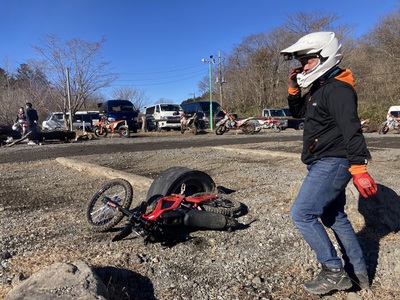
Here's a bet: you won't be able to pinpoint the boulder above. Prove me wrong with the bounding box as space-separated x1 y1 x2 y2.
5 260 108 300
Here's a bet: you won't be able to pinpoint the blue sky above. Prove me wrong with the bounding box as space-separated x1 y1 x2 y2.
1 0 398 105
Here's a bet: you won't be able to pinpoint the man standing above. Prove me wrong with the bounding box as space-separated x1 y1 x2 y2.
25 102 39 144
280 32 377 295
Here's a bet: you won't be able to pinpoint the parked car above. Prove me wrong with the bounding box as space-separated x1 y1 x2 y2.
180 101 225 127
98 100 139 133
262 108 304 130
42 111 100 131
144 103 183 131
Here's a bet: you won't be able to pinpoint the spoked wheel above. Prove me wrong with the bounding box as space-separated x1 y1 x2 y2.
215 125 226 135
241 122 255 135
192 193 242 216
118 125 130 138
378 124 389 134
87 179 133 232
191 124 198 135
272 124 282 133
94 126 108 138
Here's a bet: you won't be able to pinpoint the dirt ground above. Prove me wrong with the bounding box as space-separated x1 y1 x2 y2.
1 130 400 300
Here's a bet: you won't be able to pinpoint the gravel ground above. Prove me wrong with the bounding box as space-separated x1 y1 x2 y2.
0 131 400 300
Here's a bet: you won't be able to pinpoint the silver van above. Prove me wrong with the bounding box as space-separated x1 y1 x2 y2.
144 103 183 131
42 111 100 131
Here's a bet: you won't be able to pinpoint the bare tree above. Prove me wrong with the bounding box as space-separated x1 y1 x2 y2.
32 35 118 115
109 86 149 111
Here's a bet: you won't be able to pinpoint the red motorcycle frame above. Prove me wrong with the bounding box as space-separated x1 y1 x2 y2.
86 179 241 244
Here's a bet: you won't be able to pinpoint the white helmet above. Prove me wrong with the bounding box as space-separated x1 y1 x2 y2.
280 32 342 88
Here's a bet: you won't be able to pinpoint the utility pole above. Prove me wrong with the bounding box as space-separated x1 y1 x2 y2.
216 50 225 107
202 55 215 130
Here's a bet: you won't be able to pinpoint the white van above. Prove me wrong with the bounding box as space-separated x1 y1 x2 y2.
144 103 183 131
42 111 100 131
387 106 400 119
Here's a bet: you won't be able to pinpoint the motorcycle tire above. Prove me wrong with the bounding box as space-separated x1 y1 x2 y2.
191 125 198 135
215 125 226 135
272 124 281 133
241 122 255 135
180 125 185 134
86 178 133 232
146 167 215 202
183 210 229 230
94 126 108 138
191 193 242 216
118 125 130 138
361 124 370 133
379 124 389 135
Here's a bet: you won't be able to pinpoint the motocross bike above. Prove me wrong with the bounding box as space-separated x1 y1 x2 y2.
256 118 282 133
93 117 130 138
12 121 28 136
215 111 255 135
360 118 371 133
379 115 400 134
86 177 242 244
180 112 206 135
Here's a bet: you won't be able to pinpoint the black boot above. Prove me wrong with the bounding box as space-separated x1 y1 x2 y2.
303 264 353 295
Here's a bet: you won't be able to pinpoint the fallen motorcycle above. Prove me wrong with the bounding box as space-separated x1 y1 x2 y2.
215 110 255 135
360 118 370 133
86 167 242 244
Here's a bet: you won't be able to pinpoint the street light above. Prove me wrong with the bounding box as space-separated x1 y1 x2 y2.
202 55 215 130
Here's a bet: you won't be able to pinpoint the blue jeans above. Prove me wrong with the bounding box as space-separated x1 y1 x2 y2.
291 157 367 275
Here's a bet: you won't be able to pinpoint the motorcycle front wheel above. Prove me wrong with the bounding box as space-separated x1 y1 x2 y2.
378 124 389 134
215 125 226 135
94 126 108 138
241 123 255 135
87 179 133 232
272 124 282 133
191 124 198 135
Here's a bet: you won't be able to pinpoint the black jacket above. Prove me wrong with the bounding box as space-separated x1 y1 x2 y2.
26 107 38 125
288 67 368 166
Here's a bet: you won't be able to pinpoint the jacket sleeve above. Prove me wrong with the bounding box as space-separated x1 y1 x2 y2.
288 92 307 118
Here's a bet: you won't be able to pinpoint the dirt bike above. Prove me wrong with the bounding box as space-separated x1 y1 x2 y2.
12 121 28 136
86 167 242 244
93 117 130 138
256 118 282 133
180 112 206 135
215 111 255 135
360 118 371 133
379 115 400 134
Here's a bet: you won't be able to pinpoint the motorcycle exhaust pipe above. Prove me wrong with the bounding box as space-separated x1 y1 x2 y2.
184 210 234 230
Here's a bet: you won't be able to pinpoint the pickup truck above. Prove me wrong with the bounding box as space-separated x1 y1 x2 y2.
262 108 305 130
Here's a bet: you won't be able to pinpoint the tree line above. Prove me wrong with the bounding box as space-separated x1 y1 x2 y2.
1 9 399 127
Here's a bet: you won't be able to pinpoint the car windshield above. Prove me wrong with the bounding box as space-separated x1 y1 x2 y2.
389 111 399 118
270 109 285 117
160 104 182 111
283 109 292 117
110 104 135 112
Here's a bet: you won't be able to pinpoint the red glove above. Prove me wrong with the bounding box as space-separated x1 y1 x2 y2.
288 67 302 95
349 165 377 198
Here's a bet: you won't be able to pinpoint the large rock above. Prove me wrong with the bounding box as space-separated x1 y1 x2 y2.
5 260 108 300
